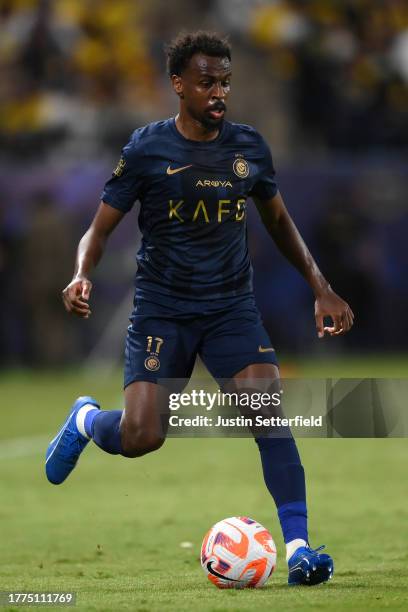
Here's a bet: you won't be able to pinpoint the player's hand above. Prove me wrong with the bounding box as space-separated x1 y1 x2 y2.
62 277 92 318
315 286 354 338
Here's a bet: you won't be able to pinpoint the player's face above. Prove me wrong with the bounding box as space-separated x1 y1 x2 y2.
174 54 231 130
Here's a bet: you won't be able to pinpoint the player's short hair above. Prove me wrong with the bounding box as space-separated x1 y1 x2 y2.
165 31 231 76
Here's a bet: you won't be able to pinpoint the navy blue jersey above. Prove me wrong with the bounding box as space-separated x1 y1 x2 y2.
101 118 277 301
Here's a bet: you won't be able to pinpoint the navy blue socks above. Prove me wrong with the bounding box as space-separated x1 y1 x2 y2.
88 410 124 455
256 436 308 543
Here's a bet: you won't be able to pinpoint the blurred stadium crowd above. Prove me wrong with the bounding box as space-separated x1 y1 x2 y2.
0 0 407 366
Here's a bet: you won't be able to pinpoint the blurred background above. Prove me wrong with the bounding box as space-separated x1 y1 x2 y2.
1 0 407 369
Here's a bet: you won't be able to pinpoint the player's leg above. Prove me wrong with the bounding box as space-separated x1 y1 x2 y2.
46 302 198 484
223 364 311 566
226 363 333 585
91 381 170 457
45 382 170 484
200 298 333 585
121 381 169 456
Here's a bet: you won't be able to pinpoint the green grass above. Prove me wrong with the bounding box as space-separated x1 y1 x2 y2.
282 354 408 378
0 361 407 611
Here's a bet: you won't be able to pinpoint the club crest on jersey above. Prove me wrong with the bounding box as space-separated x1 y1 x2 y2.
144 356 160 371
144 336 163 372
233 158 249 178
113 156 126 177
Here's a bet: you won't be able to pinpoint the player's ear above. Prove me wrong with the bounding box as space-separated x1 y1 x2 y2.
171 75 184 99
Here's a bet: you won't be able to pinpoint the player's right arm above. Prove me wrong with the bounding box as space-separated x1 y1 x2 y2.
64 128 144 317
62 202 124 318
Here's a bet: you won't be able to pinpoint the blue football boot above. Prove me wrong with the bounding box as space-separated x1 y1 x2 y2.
288 545 334 586
45 396 99 485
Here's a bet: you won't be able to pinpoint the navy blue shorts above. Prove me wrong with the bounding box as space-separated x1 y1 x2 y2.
124 294 278 389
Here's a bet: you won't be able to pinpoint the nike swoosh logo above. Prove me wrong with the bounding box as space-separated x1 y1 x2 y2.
258 346 275 353
206 561 240 582
289 558 310 573
166 164 193 175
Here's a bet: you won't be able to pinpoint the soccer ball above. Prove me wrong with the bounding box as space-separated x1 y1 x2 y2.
200 516 277 589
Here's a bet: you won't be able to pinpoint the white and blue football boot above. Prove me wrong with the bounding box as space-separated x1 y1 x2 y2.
288 545 334 586
45 396 99 485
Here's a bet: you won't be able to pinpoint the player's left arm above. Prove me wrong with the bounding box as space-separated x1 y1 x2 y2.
253 191 354 337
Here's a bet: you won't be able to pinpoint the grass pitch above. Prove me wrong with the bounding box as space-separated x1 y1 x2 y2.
0 359 407 611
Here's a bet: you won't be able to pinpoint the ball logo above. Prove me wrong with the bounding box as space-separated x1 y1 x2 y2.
144 356 160 371
233 158 249 178
206 561 241 583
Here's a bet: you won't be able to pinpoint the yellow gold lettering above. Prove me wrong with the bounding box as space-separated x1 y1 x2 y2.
155 337 164 353
195 179 233 188
169 200 184 222
113 157 126 177
218 200 231 222
193 200 209 223
235 198 246 221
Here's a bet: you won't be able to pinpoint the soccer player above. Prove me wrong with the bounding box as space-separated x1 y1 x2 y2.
46 32 354 586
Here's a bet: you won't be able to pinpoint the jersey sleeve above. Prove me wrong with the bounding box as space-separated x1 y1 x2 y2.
101 131 145 213
249 135 278 200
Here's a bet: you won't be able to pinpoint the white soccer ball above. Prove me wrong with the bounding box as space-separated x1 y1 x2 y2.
200 516 277 589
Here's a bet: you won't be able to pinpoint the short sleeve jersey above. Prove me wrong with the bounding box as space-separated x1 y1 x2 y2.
101 118 278 301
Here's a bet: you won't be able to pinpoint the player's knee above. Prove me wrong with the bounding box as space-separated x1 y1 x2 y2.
121 428 165 458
